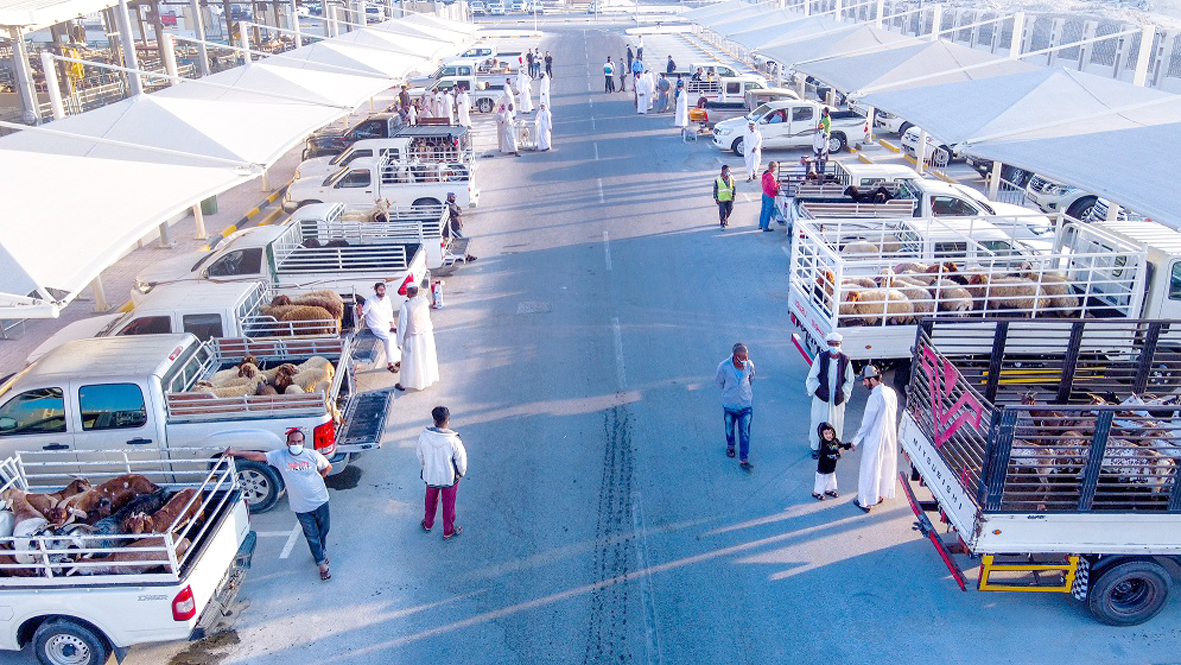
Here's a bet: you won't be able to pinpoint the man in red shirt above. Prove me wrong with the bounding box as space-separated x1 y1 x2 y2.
758 161 780 232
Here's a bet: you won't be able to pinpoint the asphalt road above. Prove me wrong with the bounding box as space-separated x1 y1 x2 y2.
24 22 1181 665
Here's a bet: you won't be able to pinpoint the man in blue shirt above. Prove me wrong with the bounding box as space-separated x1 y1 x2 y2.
716 342 756 470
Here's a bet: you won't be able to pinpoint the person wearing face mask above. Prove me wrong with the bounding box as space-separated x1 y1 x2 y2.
804 332 854 460
225 428 333 581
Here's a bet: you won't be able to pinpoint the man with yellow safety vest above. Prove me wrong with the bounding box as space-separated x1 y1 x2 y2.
712 164 737 228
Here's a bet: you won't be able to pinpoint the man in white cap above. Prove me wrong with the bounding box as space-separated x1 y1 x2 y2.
849 364 899 513
743 119 763 182
805 332 854 459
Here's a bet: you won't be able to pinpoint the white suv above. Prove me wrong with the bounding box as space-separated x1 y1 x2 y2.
1024 174 1098 220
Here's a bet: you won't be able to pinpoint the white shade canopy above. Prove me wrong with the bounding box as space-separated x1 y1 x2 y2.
798 39 1037 98
682 0 749 24
758 24 907 69
701 7 800 36
727 15 841 50
0 149 253 315
697 3 771 30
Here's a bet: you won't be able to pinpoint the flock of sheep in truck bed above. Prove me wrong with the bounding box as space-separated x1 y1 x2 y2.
0 474 206 577
818 257 1081 326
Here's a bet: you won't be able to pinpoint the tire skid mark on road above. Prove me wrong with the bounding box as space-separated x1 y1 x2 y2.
584 405 635 665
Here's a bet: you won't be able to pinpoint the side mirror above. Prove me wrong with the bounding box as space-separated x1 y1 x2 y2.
0 417 16 432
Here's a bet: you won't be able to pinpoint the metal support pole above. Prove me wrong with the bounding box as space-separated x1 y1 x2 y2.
159 221 176 248
326 4 337 37
192 203 208 239
864 105 875 143
290 0 303 48
1046 18 1063 65
929 4 942 41
116 0 144 94
988 159 1002 200
39 52 66 120
162 33 180 82
261 168 270 192
916 128 928 174
353 0 365 30
1078 20 1097 71
10 29 41 124
1008 11 1024 59
90 277 110 312
240 22 252 62
190 0 211 75
1132 25 1154 86
1106 201 1120 221
875 0 884 28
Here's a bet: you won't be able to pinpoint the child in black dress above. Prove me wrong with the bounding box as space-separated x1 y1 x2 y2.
813 422 850 501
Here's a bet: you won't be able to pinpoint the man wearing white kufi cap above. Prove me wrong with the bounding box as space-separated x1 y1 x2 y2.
805 331 854 458
850 364 899 512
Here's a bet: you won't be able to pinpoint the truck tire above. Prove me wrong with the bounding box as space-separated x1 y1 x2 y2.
897 121 913 136
477 98 493 113
827 133 847 154
33 618 111 665
412 197 441 207
731 137 744 156
295 199 322 211
236 460 284 513
1087 560 1171 626
1066 196 1098 221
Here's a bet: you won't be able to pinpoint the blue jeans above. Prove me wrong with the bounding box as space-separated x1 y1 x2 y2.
758 194 776 230
724 407 752 461
295 500 330 566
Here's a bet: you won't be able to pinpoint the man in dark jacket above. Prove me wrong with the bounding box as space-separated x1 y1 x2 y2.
805 332 855 459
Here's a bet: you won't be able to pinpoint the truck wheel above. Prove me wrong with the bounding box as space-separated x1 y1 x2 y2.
731 137 744 156
892 359 912 395
477 98 493 113
295 200 322 211
1066 196 1098 221
236 460 284 513
897 121 913 136
827 133 847 154
1088 560 1170 626
33 618 111 665
412 197 441 207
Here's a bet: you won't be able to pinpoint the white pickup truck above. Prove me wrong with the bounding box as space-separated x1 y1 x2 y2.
684 75 769 106
29 280 340 365
712 100 868 155
284 148 476 212
411 75 506 114
133 221 428 308
292 136 476 203
784 162 1052 238
289 202 458 270
0 332 390 511
0 451 255 665
787 214 1160 369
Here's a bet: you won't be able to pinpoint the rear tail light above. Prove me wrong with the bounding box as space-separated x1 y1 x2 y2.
173 585 196 621
314 420 336 456
395 274 415 296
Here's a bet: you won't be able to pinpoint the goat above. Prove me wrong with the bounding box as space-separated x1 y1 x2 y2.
141 488 202 534
73 537 191 576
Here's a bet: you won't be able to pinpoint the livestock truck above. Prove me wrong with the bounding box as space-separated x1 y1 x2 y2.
289 202 462 270
900 318 1181 626
784 215 1181 381
0 333 390 512
0 450 254 665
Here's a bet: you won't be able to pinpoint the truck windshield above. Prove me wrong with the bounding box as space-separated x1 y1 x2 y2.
162 342 210 394
747 104 771 121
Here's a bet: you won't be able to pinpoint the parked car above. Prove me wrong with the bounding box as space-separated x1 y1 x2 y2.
489 1 505 14
964 156 1034 189
470 0 486 14
1024 173 1099 220
900 125 956 165
510 0 524 11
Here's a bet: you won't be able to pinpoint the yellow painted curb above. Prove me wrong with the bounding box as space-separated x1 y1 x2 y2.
257 207 285 227
117 300 134 313
878 139 901 153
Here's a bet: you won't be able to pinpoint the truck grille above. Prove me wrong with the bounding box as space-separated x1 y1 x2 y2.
1028 175 1053 193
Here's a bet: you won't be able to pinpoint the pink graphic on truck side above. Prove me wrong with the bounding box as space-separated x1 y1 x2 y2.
919 346 985 449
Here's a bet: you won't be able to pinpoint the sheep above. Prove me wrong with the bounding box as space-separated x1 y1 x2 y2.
930 279 973 316
210 376 266 398
297 356 336 381
841 240 878 255
263 304 337 335
1017 269 1080 316
840 277 877 289
845 288 913 326
290 367 330 393
877 270 935 316
966 274 1049 315
293 291 345 320
893 261 929 275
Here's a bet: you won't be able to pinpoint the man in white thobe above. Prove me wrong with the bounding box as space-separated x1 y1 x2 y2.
360 282 399 373
433 90 446 118
395 284 439 392
443 89 456 124
456 88 472 128
499 78 516 111
743 120 763 182
538 72 551 109
849 365 899 512
805 332 855 457
635 72 651 115
516 68 534 113
535 103 552 151
674 85 689 128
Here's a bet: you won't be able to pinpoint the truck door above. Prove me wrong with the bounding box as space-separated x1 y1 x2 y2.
929 195 983 217
347 118 387 142
1155 261 1181 319
70 383 165 464
0 386 75 459
787 104 815 146
204 248 265 281
760 108 789 147
334 168 374 200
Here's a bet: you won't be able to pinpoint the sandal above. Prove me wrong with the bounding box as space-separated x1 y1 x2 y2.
739 460 754 471
825 491 838 498
726 447 736 458
812 493 825 501
443 525 463 540
319 567 332 581
421 520 431 532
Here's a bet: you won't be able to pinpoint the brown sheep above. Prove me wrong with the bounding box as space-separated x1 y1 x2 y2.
292 291 345 320
930 279 974 316
76 536 191 575
967 274 1050 315
878 272 935 317
1016 269 1079 316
